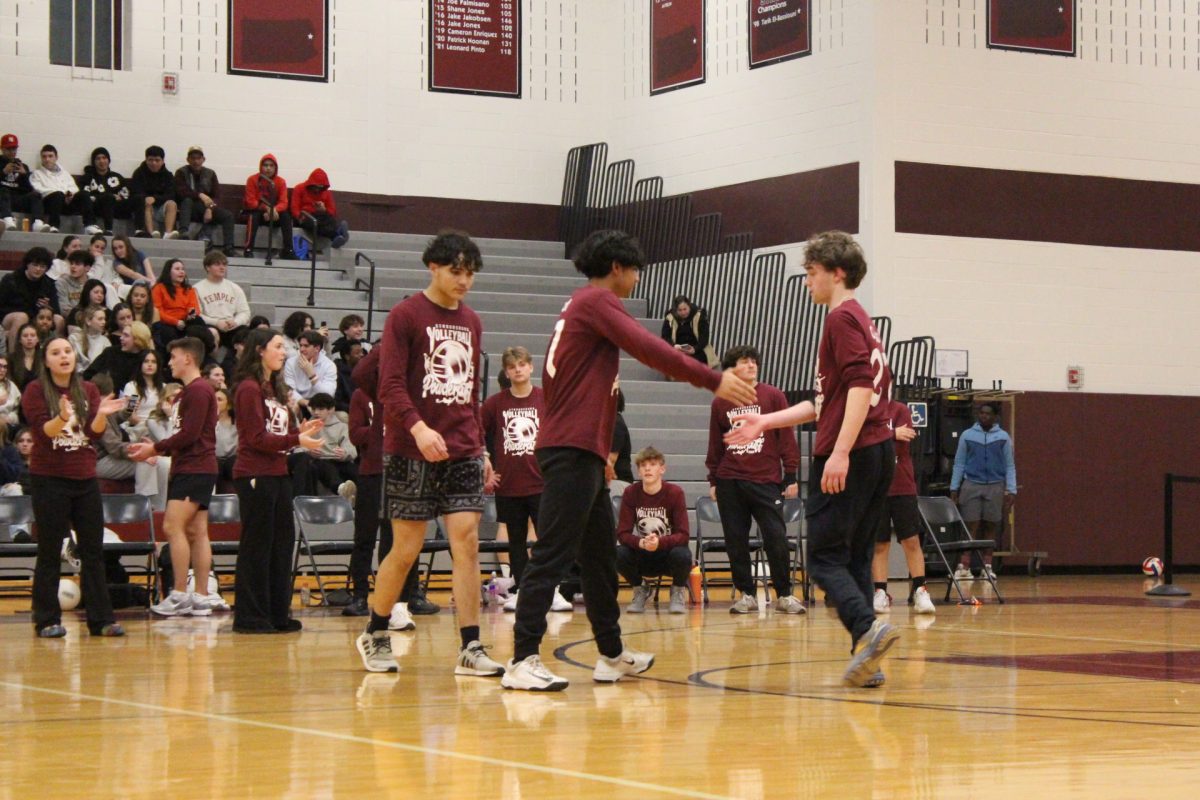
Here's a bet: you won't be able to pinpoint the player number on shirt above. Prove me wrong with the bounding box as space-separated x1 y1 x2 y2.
545 319 565 379
870 347 887 407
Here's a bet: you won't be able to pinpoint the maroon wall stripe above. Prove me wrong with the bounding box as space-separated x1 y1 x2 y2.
895 161 1200 252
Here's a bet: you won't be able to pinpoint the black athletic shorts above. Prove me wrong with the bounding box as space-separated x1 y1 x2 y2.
383 455 485 520
875 494 923 543
167 473 218 509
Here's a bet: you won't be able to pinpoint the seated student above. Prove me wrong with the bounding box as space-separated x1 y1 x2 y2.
87 234 123 302
55 250 92 316
616 447 693 614
0 425 28 495
119 348 164 442
110 234 155 287
9 323 42 390
202 363 226 392
91 372 137 486
174 146 235 255
290 392 357 497
106 302 133 341
48 234 82 280
29 144 85 234
193 250 249 351
126 282 157 327
338 314 371 352
291 168 349 249
0 133 48 232
128 145 178 239
151 258 205 354
33 306 57 341
68 305 110 373
281 310 315 359
283 329 336 413
214 387 237 489
661 295 717 367
332 336 363 413
0 355 20 429
79 146 131 234
242 154 298 259
0 246 63 354
66 279 109 332
86 320 153 391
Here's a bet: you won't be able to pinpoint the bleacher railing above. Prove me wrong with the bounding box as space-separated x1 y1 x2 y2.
353 252 377 336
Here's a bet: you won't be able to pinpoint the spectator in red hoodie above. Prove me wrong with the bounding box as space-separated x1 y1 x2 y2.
242 154 298 260
291 168 349 249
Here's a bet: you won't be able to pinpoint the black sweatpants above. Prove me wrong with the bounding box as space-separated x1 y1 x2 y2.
348 471 421 601
30 475 115 633
806 440 894 647
233 475 296 630
715 478 793 597
243 209 294 252
616 543 693 587
513 448 622 661
42 192 91 228
494 492 539 589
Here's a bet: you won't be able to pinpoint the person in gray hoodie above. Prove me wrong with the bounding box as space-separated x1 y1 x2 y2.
290 391 357 498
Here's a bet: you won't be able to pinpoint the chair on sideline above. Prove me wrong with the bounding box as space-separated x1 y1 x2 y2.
917 495 1003 604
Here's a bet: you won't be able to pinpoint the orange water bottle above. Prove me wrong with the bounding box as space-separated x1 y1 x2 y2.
688 565 702 606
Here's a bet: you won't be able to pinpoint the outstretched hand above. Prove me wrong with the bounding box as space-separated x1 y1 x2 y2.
97 394 127 417
126 440 157 462
714 370 757 407
724 413 765 446
299 417 324 437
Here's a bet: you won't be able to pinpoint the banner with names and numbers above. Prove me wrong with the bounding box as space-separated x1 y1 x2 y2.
650 0 705 95
429 0 521 97
749 0 810 69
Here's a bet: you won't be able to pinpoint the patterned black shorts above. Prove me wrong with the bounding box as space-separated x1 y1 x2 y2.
383 455 484 520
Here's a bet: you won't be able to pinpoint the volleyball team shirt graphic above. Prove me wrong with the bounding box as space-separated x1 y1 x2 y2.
635 505 672 539
53 404 87 451
264 397 290 438
725 405 764 456
422 324 475 406
502 407 539 456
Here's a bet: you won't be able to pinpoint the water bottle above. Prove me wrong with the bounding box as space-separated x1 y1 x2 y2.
300 585 311 606
486 571 499 605
688 565 703 606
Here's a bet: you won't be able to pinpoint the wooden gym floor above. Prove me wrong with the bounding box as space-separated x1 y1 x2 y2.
1 575 1198 799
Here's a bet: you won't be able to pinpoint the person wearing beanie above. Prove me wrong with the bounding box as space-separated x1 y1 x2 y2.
0 134 48 232
128 145 178 239
241 154 297 260
291 167 350 249
174 146 236 256
79 146 132 235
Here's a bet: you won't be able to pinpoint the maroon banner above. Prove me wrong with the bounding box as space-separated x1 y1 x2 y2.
987 0 1075 56
228 0 328 82
650 0 705 95
429 0 521 98
749 0 810 68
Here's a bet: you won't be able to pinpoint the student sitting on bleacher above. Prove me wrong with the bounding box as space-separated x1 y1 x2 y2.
129 145 178 239
174 146 236 255
0 134 48 232
29 144 83 235
79 147 131 235
242 153 298 260
291 167 349 249
194 250 250 352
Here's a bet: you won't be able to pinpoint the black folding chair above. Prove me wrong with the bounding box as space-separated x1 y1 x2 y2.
917 496 1003 604
782 497 810 603
418 519 452 593
100 494 159 605
292 495 356 605
477 495 509 574
694 496 764 604
0 496 37 591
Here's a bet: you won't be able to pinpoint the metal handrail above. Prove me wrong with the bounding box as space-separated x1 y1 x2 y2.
300 211 318 307
353 252 377 335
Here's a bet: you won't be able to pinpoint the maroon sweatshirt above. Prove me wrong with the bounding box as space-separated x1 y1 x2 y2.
887 401 917 496
350 347 384 476
232 378 299 478
616 481 690 551
377 293 484 460
22 380 103 479
539 286 721 461
153 377 218 476
706 381 799 487
813 299 893 456
482 387 545 497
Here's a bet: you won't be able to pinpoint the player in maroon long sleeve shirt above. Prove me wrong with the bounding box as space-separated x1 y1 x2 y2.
501 229 757 692
616 447 693 615
727 231 899 688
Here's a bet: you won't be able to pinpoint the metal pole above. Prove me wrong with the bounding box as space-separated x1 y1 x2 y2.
1147 473 1190 597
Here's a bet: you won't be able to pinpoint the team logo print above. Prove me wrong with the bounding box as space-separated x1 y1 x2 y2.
422 325 474 405
502 408 539 456
727 405 764 455
264 397 290 437
635 507 670 539
52 402 88 451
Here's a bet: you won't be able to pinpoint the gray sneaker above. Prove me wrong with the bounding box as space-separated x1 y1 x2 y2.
455 641 506 677
356 630 399 673
189 592 214 617
626 584 653 614
775 595 807 615
843 620 901 687
668 586 687 614
729 592 759 614
151 590 193 617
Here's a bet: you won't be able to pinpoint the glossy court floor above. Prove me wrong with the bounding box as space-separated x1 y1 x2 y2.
1 575 1198 799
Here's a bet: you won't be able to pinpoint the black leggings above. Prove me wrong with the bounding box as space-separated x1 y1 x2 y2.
494 493 539 588
233 475 295 631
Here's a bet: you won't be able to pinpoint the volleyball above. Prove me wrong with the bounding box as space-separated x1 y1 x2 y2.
1142 557 1164 577
58 578 81 611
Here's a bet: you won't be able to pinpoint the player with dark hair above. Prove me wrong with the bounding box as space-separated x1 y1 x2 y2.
727 230 899 688
500 229 757 692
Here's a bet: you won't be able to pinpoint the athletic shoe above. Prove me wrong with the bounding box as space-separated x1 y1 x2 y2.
2 217 15 229
668 586 688 614
242 247 254 258
729 592 758 614
46 225 59 233
388 602 416 632
626 584 653 614
37 624 67 638
912 586 936 614
84 224 103 235
408 593 441 615
222 245 237 257
775 595 807 614
95 623 125 637
133 229 148 238
502 590 519 612
280 249 299 260
550 591 573 612
982 565 998 581
593 647 655 683
151 590 193 617
873 588 892 613
151 230 162 239
953 566 974 581
277 619 303 633
206 592 231 612
356 630 399 673
342 596 369 617
843 620 901 688
164 230 179 239
455 641 506 677
337 480 357 506
31 220 47 232
189 592 214 616
61 537 80 570
864 671 886 688
501 655 569 691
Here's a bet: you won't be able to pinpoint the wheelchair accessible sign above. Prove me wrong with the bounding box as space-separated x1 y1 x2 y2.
907 402 928 428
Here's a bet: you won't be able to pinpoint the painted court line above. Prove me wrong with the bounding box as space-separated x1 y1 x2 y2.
0 680 732 800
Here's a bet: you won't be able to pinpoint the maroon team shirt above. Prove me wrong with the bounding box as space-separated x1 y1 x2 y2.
616 481 690 551
351 348 383 476
22 380 103 479
888 401 917 496
813 298 893 456
153 378 218 476
538 286 721 461
482 387 545 497
706 381 800 486
232 378 299 478
377 293 484 460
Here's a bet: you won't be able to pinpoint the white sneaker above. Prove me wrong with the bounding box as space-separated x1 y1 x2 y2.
84 224 103 235
455 641 506 677
593 647 655 683
873 588 892 613
163 230 178 239
775 595 806 614
46 225 59 233
356 630 399 673
501 655 569 691
205 592 231 612
729 592 758 614
2 217 14 229
151 589 193 617
31 220 47 233
550 591 573 612
502 590 519 613
388 602 415 632
982 565 998 581
189 592 214 616
151 230 162 239
953 566 974 581
912 586 936 614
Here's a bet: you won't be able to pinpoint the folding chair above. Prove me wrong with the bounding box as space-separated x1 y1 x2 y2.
917 496 1003 604
418 519 451 593
292 495 356 605
694 496 764 604
782 497 810 603
207 493 240 579
0 496 37 591
100 494 160 605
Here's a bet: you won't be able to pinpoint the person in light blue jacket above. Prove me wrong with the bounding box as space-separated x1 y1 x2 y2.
949 402 1016 580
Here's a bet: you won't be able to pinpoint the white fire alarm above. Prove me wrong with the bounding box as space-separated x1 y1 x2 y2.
1066 365 1084 390
162 72 179 95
